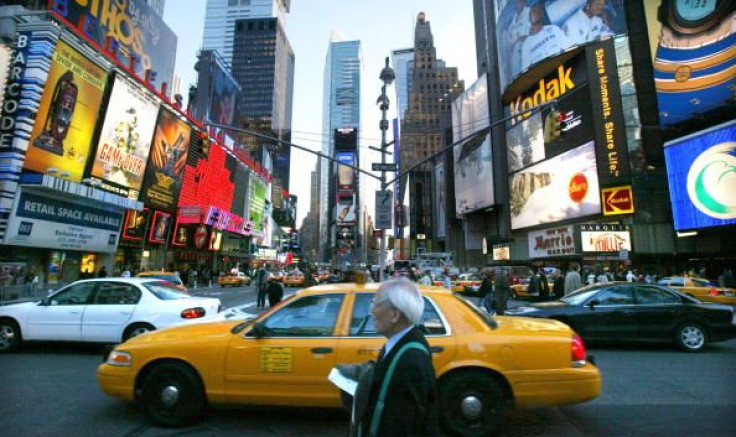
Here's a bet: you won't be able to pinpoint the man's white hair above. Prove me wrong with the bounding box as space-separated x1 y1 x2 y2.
376 278 425 324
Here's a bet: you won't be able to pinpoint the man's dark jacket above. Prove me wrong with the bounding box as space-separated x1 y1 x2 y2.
359 325 438 437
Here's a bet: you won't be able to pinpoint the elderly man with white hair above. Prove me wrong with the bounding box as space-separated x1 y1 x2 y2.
354 278 438 437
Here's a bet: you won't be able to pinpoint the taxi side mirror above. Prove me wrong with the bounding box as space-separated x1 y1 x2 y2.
249 322 269 338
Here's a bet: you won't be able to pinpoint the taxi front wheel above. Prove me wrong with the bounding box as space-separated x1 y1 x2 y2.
142 363 206 427
439 371 506 436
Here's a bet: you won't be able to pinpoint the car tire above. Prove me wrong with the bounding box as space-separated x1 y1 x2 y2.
0 318 22 353
675 322 707 352
123 323 156 341
142 362 206 427
439 371 507 437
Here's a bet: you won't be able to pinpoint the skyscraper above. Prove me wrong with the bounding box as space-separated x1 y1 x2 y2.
202 0 290 66
319 39 362 264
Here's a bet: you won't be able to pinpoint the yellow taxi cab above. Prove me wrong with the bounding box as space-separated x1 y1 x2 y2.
136 271 187 292
98 283 601 435
658 277 736 305
511 276 554 300
454 273 483 296
283 271 306 287
217 272 251 287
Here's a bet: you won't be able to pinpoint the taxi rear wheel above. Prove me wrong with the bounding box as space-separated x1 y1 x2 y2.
440 371 506 436
142 363 205 427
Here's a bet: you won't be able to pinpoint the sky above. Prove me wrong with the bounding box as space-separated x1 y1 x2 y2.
163 0 478 226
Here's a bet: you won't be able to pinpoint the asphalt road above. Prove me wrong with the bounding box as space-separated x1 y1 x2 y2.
1 285 735 437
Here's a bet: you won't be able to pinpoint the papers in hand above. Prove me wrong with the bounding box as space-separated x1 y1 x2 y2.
328 367 358 396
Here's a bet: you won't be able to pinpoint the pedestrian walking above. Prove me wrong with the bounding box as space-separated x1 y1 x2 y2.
564 264 582 296
266 276 284 307
553 270 565 300
480 272 494 312
539 269 550 301
256 264 269 309
98 266 108 278
493 269 510 315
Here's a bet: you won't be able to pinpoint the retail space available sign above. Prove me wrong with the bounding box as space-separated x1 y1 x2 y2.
4 190 123 252
528 225 576 258
578 223 632 253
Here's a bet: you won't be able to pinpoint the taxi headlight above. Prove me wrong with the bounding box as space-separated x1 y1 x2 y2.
106 350 132 367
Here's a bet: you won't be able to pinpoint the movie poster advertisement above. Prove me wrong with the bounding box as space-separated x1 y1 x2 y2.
48 0 177 95
122 208 150 240
148 210 171 244
494 0 627 93
510 140 601 230
644 1 736 126
91 76 160 199
25 41 108 182
141 109 191 211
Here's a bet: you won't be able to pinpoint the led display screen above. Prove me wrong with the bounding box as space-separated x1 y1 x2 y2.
336 151 356 191
664 120 736 231
510 140 601 230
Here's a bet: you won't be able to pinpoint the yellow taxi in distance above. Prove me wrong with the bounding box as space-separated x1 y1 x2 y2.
98 283 601 435
454 273 483 296
658 277 736 305
511 277 554 300
283 272 305 287
217 272 251 287
136 271 186 292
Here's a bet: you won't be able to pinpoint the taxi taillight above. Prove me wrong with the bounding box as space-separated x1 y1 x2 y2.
181 307 206 319
571 333 587 366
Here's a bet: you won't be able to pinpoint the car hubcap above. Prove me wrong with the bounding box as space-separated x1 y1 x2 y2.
460 395 483 420
131 327 150 338
160 385 179 407
0 326 13 348
682 327 704 348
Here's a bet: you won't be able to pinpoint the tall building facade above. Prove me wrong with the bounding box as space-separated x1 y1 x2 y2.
319 40 362 265
231 17 295 211
400 13 464 254
144 0 165 17
391 48 415 122
202 0 290 66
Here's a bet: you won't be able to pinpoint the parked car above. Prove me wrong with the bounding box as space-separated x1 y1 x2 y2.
0 278 222 353
657 276 736 305
218 272 251 287
98 283 601 435
505 282 736 352
136 271 187 291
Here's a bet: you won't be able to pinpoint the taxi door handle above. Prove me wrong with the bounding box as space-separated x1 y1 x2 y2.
430 346 444 354
312 347 333 354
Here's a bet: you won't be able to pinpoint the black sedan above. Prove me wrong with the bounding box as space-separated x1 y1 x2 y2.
505 282 736 352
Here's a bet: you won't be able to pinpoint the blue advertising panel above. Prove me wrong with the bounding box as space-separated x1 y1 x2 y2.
664 120 736 231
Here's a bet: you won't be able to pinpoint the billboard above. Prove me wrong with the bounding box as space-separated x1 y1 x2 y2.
645 1 736 126
335 128 358 150
528 225 577 258
510 140 601 230
121 208 150 240
664 120 736 231
494 0 627 93
0 43 11 116
91 76 160 199
193 50 241 125
579 223 632 252
249 177 267 233
24 41 108 182
49 0 178 95
336 193 356 224
148 210 171 244
336 151 356 191
140 109 191 212
434 161 446 238
453 74 494 215
4 189 122 253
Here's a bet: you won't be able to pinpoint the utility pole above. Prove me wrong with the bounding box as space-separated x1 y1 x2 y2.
376 57 395 282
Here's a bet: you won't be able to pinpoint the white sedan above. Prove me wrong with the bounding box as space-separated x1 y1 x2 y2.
0 278 222 353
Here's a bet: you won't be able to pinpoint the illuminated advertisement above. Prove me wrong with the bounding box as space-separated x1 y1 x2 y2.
249 177 267 233
644 1 736 126
25 41 108 182
193 224 209 249
578 223 632 252
193 50 241 125
493 244 511 261
664 120 736 231
336 151 356 191
335 128 358 150
510 141 601 230
336 193 356 224
121 208 150 240
453 74 494 215
91 76 160 199
49 0 178 95
528 225 576 258
148 210 171 244
141 109 191 211
494 0 627 93
434 161 446 239
4 189 122 253
0 43 11 115
171 221 189 247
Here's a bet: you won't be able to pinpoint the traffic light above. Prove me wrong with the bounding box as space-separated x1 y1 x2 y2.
544 109 563 143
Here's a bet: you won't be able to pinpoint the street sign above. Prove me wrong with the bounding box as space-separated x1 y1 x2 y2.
372 162 397 172
375 190 393 229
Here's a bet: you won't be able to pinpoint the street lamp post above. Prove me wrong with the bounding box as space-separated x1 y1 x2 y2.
377 57 394 282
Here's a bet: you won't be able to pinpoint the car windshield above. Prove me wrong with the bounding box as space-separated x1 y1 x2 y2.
143 281 190 300
143 274 183 285
559 284 604 305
